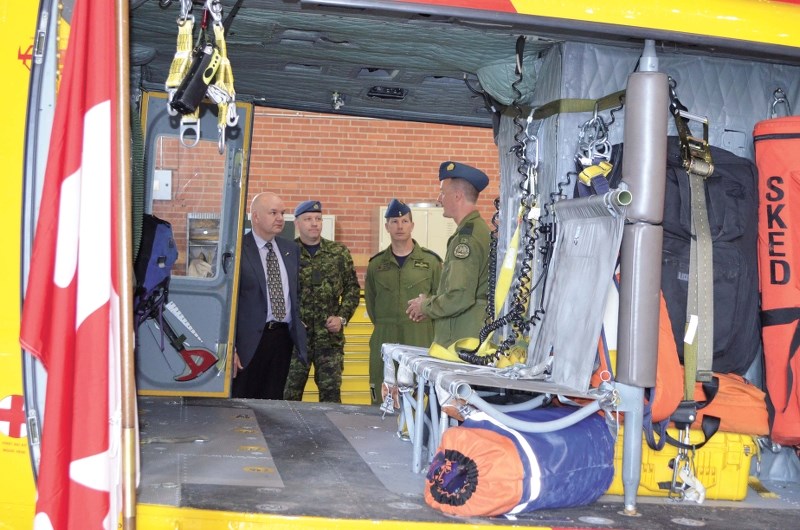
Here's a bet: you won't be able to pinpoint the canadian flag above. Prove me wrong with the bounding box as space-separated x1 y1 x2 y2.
19 0 122 529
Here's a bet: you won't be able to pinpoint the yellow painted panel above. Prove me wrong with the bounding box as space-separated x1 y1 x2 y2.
346 345 371 356
510 0 800 48
0 0 40 525
136 503 551 529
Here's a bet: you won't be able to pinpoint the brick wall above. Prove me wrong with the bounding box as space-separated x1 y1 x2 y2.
150 108 501 284
151 137 226 274
248 107 500 283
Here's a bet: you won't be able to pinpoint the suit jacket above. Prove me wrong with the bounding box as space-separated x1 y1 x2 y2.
235 232 307 368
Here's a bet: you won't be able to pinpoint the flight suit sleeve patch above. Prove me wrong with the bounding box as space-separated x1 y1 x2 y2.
453 243 470 259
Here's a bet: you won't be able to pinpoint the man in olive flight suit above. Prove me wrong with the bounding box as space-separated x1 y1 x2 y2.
406 161 491 347
283 200 361 403
365 199 442 404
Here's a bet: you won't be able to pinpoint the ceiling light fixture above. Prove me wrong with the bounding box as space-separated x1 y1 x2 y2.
367 86 406 100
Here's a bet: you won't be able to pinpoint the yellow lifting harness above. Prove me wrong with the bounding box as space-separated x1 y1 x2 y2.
165 0 237 152
165 15 194 102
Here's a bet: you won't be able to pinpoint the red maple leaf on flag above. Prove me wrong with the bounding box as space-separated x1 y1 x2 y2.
19 0 122 528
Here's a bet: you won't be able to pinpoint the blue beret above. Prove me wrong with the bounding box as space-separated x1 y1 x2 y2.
385 199 411 218
294 200 322 217
438 161 489 192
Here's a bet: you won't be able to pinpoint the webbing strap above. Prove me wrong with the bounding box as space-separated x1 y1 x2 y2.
211 24 237 122
532 90 625 121
165 18 195 92
684 169 715 400
761 306 800 411
671 103 715 398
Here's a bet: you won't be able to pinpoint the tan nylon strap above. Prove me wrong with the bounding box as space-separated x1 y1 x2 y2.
684 169 715 401
531 90 626 121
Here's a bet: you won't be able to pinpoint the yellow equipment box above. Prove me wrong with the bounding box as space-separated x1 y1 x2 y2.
606 426 757 500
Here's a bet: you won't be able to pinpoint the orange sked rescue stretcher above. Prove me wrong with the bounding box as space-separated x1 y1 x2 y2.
754 116 800 447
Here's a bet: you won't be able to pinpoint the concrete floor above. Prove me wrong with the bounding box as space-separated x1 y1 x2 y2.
137 396 800 529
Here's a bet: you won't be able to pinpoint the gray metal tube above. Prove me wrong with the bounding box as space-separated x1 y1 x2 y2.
412 377 426 473
616 70 668 388
621 72 668 224
428 381 440 461
621 386 645 514
617 223 662 387
493 394 547 413
455 383 602 433
554 189 632 218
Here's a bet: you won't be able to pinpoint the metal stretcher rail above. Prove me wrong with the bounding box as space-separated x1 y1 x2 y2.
382 344 616 471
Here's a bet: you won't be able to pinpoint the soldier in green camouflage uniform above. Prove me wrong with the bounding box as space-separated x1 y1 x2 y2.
365 199 442 404
407 162 491 347
284 201 360 403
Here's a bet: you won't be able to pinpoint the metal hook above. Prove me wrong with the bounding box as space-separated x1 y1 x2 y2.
515 35 526 76
205 0 222 24
772 88 792 118
166 90 179 116
606 95 625 128
179 0 192 19
217 125 226 154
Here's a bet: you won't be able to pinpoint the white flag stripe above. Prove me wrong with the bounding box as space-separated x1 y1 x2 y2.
53 169 80 289
76 101 113 327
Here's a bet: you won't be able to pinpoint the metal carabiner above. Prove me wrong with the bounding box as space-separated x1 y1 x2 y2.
217 125 226 154
226 104 239 127
205 0 223 24
166 89 179 116
589 137 612 162
178 0 192 21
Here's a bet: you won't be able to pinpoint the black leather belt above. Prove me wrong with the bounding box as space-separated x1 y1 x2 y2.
265 321 289 330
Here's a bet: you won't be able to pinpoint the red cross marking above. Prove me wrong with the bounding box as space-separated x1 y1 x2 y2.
0 394 27 438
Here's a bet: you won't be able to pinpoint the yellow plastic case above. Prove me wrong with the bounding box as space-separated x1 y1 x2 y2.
606 427 756 500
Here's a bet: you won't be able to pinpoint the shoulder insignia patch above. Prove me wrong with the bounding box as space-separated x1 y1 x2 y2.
453 243 470 259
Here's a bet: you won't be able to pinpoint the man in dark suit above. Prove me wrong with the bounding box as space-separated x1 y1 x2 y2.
233 192 307 399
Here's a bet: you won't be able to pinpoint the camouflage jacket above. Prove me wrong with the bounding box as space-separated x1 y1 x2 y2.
296 237 361 349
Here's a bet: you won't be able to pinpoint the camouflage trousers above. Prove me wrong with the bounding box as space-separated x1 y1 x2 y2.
284 346 344 403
